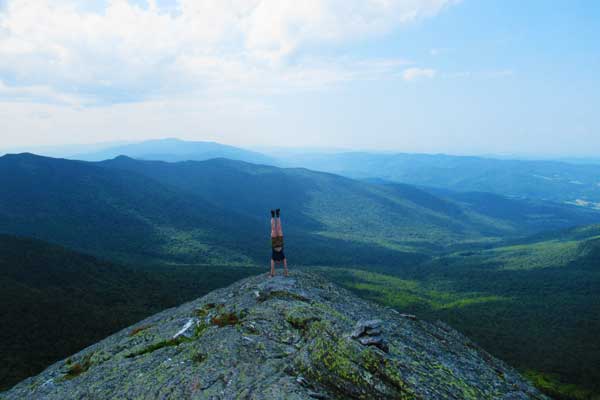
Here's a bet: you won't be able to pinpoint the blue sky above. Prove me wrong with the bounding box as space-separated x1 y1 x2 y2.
0 0 598 156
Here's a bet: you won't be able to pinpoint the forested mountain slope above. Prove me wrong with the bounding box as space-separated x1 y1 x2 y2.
0 153 263 265
101 156 600 254
2 152 598 267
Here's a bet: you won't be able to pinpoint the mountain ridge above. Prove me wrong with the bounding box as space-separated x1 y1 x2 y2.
71 138 274 165
99 154 600 250
0 152 263 265
2 152 600 268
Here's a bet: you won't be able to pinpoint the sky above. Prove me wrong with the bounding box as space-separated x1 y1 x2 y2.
0 0 599 156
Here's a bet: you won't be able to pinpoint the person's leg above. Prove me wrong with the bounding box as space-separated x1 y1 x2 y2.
271 218 277 238
283 258 288 277
276 217 283 237
270 259 275 277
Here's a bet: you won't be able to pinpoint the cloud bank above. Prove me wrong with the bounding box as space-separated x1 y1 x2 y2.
0 0 456 105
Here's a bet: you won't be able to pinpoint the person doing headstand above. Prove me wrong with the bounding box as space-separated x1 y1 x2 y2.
270 208 288 277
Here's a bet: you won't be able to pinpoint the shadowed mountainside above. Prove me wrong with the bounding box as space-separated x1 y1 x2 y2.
0 234 261 391
0 153 269 265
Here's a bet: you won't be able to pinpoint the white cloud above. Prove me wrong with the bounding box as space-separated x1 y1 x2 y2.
0 80 86 105
0 0 456 104
402 67 436 81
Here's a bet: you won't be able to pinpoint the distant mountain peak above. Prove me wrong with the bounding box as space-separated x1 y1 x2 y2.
0 152 69 165
155 137 217 144
71 138 275 164
112 155 136 161
1 152 44 159
4 272 547 399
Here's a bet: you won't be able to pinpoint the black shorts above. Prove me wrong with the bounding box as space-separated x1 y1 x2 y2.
272 249 285 262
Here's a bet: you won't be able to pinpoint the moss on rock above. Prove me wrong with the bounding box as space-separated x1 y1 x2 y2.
64 353 93 380
285 305 321 330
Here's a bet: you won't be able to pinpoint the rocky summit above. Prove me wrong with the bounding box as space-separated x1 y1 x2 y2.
2 271 547 400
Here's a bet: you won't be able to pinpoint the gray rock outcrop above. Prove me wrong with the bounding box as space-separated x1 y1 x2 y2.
1 271 547 400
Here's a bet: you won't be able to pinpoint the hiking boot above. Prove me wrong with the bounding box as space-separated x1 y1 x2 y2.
271 210 275 218
276 209 280 217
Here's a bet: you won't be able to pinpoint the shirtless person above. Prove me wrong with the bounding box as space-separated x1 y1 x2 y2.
270 208 288 277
